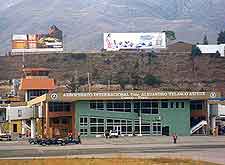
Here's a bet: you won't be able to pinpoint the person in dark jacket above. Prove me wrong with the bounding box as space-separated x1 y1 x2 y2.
172 133 177 144
77 132 81 144
105 129 109 139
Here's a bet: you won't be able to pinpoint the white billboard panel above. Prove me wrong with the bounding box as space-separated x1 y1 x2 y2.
104 33 166 51
12 34 27 40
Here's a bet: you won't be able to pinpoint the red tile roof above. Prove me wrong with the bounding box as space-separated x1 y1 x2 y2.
22 68 50 72
20 78 55 90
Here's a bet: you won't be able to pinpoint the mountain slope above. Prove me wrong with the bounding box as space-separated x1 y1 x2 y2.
0 0 224 54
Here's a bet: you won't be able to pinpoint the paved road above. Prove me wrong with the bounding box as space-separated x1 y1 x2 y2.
0 136 225 164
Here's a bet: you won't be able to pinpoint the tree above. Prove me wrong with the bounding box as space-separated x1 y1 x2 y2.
66 76 80 92
163 30 176 42
191 45 202 57
65 72 88 92
203 35 208 45
217 30 225 44
143 75 161 86
215 50 221 57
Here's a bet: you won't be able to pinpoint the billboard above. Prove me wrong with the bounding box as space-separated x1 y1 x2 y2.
104 33 166 51
11 25 63 53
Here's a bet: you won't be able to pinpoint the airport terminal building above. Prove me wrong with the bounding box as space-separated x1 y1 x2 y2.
28 91 220 138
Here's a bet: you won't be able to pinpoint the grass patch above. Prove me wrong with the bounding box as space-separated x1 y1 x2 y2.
0 158 218 165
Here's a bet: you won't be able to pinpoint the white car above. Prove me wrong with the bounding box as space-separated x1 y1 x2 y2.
109 130 119 138
0 134 12 141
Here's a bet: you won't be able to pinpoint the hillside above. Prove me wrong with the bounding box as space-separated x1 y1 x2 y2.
0 0 225 54
0 42 225 95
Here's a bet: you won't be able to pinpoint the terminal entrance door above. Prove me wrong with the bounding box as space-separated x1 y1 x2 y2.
113 125 121 135
162 126 170 136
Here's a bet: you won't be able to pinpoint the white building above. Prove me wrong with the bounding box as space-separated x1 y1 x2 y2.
5 105 36 138
6 106 33 121
197 44 225 57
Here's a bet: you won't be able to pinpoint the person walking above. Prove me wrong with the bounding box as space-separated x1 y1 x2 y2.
77 132 81 144
105 129 109 139
172 133 177 144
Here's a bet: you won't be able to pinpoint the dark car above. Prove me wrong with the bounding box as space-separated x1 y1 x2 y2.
38 138 66 146
29 138 42 145
64 137 79 145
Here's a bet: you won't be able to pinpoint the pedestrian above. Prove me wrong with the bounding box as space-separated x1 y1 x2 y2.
77 132 81 144
172 133 177 144
105 129 109 139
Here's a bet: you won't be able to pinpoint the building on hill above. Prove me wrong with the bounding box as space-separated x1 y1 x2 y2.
19 68 56 102
11 25 63 55
197 44 225 57
164 41 193 53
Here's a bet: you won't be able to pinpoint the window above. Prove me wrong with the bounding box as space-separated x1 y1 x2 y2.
90 102 96 109
114 102 124 112
80 116 88 136
90 117 104 135
80 128 88 136
134 102 140 113
48 102 71 112
134 120 151 135
106 101 132 113
124 102 131 112
170 102 174 108
106 119 133 135
90 101 104 110
152 122 161 135
62 118 68 124
134 100 159 114
106 102 113 111
27 90 48 101
13 124 17 132
18 110 22 117
161 102 168 108
152 108 159 114
181 102 185 108
176 102 179 108
190 101 203 110
53 118 59 124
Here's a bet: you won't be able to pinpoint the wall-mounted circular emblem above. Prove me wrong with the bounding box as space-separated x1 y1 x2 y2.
51 93 58 100
210 92 216 98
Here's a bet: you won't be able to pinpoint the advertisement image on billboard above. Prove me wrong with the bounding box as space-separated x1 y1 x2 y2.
104 33 166 51
11 25 63 54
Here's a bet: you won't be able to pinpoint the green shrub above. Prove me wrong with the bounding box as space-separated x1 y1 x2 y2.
191 45 202 57
144 75 161 85
64 53 87 61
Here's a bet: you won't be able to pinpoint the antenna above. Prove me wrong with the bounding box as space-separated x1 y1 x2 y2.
22 50 25 68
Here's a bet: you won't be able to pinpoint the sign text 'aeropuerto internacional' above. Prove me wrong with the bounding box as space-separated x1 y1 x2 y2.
63 91 216 99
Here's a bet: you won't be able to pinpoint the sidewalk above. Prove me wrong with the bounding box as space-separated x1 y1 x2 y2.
80 136 225 145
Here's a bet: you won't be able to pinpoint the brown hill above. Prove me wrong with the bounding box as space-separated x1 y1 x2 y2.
0 42 225 95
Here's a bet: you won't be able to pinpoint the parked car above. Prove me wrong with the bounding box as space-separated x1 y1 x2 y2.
28 138 42 145
38 138 66 146
29 136 81 146
64 137 79 145
109 130 119 138
0 134 12 141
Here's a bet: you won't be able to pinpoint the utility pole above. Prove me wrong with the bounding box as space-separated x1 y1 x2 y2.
139 102 142 136
108 80 110 91
22 51 25 68
87 72 91 92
